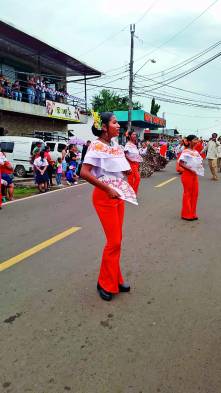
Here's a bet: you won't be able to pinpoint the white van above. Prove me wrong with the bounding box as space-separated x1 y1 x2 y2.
0 136 44 177
45 141 67 161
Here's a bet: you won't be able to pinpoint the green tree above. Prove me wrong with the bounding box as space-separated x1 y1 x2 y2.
91 89 142 112
150 97 160 116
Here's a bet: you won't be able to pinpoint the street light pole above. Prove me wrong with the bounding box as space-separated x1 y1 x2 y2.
128 24 135 133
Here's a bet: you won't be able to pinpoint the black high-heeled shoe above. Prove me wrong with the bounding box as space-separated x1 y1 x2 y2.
119 283 130 292
97 283 113 301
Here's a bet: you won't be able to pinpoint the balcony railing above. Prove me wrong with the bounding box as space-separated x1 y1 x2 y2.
0 72 87 123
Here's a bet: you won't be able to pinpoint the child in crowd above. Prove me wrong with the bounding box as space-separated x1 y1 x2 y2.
55 157 63 186
66 165 79 185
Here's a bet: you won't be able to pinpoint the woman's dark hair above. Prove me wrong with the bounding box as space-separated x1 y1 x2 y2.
91 112 114 137
128 130 136 139
126 129 137 142
186 134 197 142
40 151 45 161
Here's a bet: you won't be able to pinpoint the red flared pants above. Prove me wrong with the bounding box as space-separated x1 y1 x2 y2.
127 161 140 194
0 169 2 208
181 170 199 219
93 187 125 294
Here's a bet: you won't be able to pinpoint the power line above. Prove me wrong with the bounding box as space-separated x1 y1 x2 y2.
136 74 221 100
79 0 160 58
134 0 220 72
134 0 161 24
135 49 221 92
166 112 221 118
139 39 221 79
72 79 221 110
134 90 221 110
134 79 221 106
79 25 129 57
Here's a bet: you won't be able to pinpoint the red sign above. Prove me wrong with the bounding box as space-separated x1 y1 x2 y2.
144 113 166 127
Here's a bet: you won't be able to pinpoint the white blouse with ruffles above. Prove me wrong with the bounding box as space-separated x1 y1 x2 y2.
124 141 143 163
84 140 138 205
178 148 204 176
84 140 130 179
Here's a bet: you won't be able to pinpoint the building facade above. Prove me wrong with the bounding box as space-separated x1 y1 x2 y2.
0 21 101 136
114 109 167 142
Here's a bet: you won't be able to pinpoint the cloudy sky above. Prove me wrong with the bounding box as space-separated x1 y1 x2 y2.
2 0 221 137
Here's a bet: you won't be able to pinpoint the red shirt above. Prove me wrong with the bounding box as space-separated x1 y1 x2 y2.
44 152 54 165
1 161 13 175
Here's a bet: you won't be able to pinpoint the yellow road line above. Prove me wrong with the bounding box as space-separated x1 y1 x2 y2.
0 227 81 272
155 177 178 188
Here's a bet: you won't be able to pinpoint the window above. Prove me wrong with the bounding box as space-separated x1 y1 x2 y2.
31 142 44 154
0 141 14 153
58 143 66 153
46 143 55 152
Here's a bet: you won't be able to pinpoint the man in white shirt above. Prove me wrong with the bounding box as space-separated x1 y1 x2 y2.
202 133 220 180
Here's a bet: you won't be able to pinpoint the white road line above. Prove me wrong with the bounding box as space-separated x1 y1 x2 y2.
4 183 88 205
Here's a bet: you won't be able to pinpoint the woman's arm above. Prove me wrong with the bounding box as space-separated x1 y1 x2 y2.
80 163 120 198
34 165 41 173
41 165 48 175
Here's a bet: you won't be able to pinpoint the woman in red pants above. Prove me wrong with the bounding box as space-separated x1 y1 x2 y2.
179 135 204 221
124 131 143 194
81 112 137 301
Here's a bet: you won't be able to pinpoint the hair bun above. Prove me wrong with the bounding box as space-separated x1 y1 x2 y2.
91 124 102 137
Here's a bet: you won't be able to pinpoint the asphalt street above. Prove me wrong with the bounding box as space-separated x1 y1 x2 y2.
1 163 221 393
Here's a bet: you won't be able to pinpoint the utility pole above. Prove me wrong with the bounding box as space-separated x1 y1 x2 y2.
128 24 135 132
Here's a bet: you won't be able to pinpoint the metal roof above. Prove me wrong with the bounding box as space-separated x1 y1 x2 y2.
0 20 102 77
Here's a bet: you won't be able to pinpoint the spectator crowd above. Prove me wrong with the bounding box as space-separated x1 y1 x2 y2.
30 141 91 192
0 74 84 108
1 131 221 209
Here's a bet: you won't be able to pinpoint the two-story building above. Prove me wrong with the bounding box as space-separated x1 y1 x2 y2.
0 21 101 136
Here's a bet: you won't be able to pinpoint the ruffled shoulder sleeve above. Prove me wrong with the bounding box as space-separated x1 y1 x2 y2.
83 140 130 172
85 140 125 159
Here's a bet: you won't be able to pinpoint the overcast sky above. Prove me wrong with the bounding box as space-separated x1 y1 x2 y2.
2 0 221 137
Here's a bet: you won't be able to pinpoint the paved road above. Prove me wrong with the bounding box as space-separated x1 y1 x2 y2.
1 163 221 393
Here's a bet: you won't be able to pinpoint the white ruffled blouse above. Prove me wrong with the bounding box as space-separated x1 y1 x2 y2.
84 140 131 179
124 141 143 163
178 148 204 176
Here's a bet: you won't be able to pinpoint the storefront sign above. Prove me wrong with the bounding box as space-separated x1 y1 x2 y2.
46 100 82 122
144 113 166 127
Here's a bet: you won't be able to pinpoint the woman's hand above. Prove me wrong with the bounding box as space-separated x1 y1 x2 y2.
106 187 121 199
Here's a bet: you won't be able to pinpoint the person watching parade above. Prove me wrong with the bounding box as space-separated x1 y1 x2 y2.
201 132 220 181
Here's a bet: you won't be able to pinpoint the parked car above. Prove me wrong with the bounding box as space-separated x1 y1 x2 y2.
45 141 67 161
0 136 44 177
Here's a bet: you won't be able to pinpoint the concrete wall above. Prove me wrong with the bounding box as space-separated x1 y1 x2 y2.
0 97 48 118
0 110 68 135
0 97 88 124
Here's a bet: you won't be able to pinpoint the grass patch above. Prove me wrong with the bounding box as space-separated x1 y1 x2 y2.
14 186 38 199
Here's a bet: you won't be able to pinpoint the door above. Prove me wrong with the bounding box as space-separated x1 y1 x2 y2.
13 142 31 172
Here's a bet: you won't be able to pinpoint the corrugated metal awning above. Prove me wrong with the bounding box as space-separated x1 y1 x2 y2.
0 20 102 77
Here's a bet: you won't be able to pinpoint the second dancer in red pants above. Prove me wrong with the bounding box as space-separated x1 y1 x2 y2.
124 131 143 195
178 135 204 221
